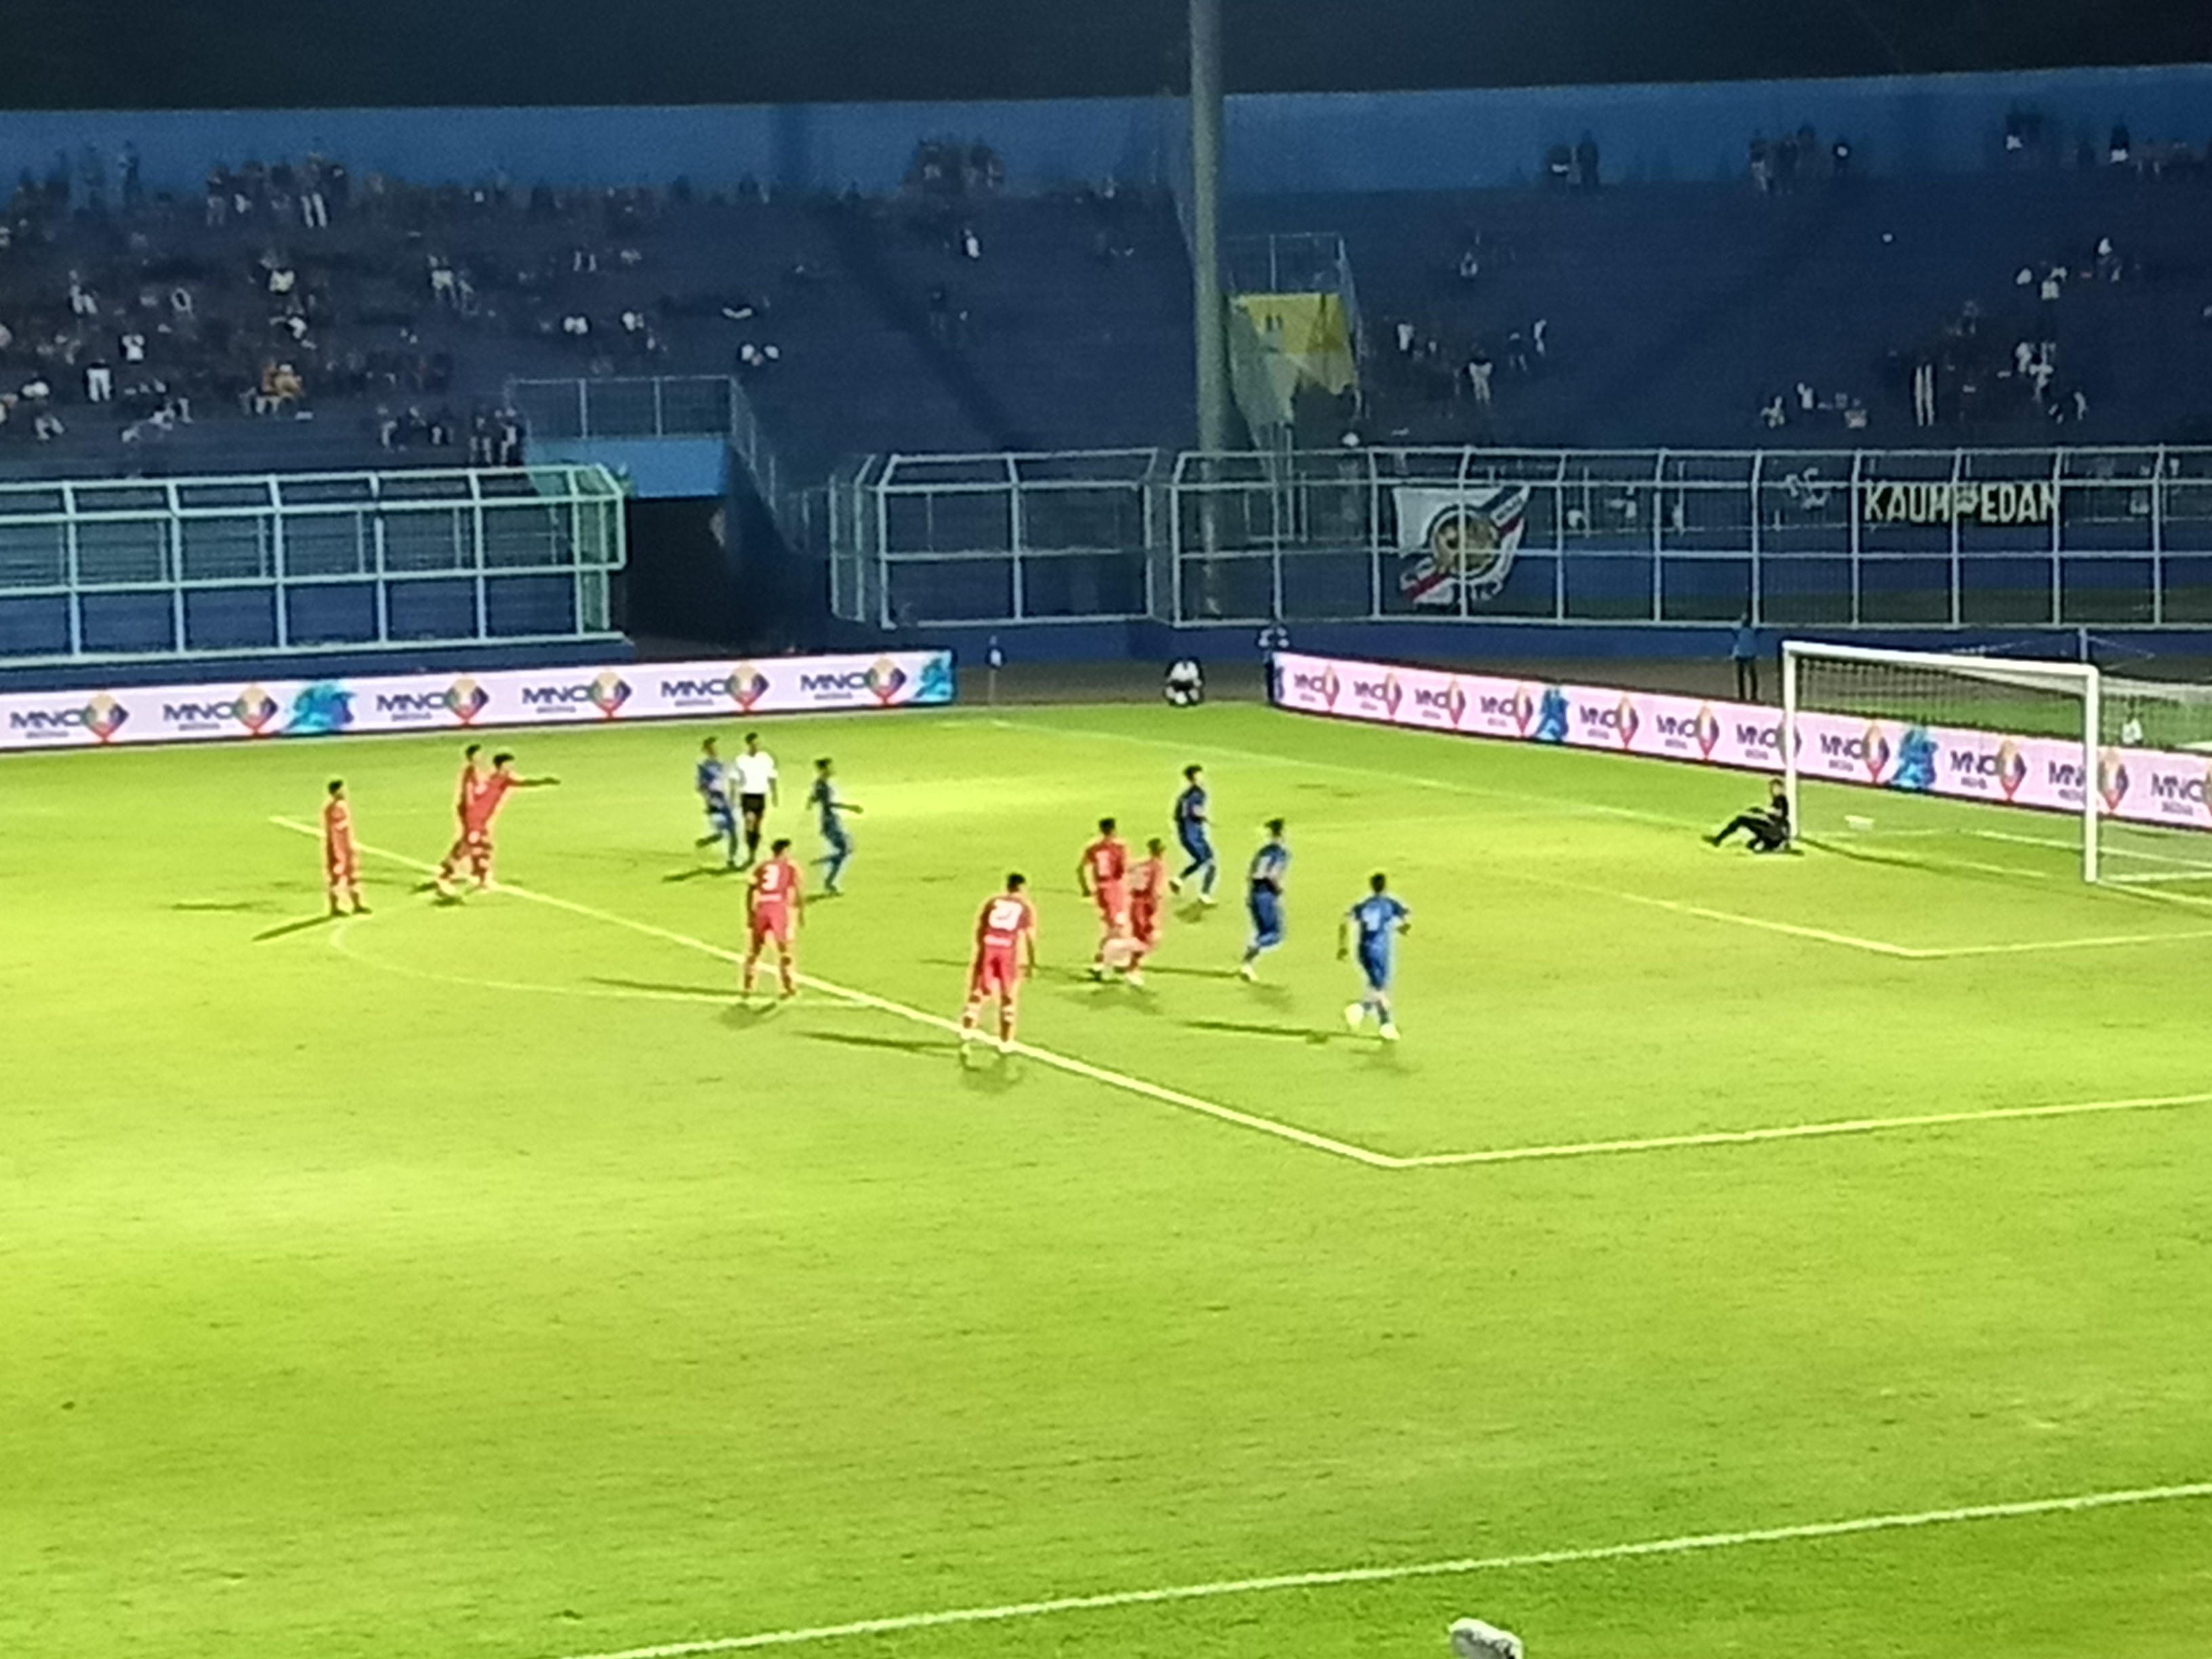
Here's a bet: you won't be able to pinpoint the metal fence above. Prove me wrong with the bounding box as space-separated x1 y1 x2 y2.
0 466 627 665
506 373 787 510
827 450 1165 629
827 444 2212 630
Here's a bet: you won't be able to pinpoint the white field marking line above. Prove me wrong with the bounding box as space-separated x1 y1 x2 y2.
1500 868 1929 958
1010 718 2212 957
552 1479 2212 1659
1912 928 2212 959
1391 1090 2212 1169
276 823 2212 1174
270 819 1397 1170
990 716 1952 956
981 715 1692 830
1974 825 2212 874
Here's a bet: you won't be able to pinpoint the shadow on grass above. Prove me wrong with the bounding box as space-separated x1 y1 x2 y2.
1182 1017 1333 1045
957 1046 1023 1094
662 865 740 885
802 1029 946 1059
175 899 271 915
590 976 734 1000
252 914 341 944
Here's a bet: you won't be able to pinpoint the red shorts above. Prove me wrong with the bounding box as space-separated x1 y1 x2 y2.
750 912 792 950
970 947 1020 1000
1093 882 1129 928
325 843 358 880
1128 900 1160 947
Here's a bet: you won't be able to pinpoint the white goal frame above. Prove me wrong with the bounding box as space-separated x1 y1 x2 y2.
1781 640 2103 883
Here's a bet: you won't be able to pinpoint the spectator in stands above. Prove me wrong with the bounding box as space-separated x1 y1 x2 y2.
1774 131 1799 192
2110 123 2131 165
1465 346 1493 410
961 224 982 261
1574 132 1600 189
1912 359 1937 427
300 157 329 228
84 359 111 403
1830 136 1852 180
1748 135 1771 194
1544 143 1574 188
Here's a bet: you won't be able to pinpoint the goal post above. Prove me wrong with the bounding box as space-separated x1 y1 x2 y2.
1783 640 2104 881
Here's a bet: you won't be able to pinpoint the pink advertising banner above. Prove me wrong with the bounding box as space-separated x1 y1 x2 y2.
1269 651 2212 836
0 651 956 754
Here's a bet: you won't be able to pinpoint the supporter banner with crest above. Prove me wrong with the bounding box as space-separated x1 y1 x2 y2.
0 651 955 752
1269 649 2211 836
1392 483 1532 608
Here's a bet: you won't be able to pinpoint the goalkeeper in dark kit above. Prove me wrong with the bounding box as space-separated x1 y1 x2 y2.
1707 777 1793 853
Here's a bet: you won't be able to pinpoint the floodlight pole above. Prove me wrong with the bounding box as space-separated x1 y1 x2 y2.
1190 0 1230 613
1190 0 1229 460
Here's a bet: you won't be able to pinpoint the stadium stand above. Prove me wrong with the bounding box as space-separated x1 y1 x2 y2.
1246 163 2212 451
8 127 2212 488
0 149 1195 487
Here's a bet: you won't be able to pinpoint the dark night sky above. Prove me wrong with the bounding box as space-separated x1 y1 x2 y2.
10 0 2210 108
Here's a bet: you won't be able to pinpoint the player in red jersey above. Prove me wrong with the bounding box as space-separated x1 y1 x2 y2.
1076 816 1130 979
1120 836 1169 985
741 838 805 1000
436 750 558 896
962 873 1038 1052
323 779 366 916
454 743 485 829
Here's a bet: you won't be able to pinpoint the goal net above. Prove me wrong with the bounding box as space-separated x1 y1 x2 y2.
1782 641 2212 886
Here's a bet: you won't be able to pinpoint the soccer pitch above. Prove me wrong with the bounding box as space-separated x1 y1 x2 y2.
5 697 2211 1659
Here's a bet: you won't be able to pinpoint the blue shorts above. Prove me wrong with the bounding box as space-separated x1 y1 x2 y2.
1179 827 1214 865
821 820 852 855
1357 949 1393 994
1248 888 1284 949
705 801 736 834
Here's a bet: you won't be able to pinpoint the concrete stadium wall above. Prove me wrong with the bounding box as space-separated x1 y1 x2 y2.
3 64 2207 199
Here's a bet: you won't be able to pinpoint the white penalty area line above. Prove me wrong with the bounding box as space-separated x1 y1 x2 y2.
1002 716 2212 958
269 819 1397 1170
1390 1090 2212 1168
552 1479 2212 1659
269 821 2212 1175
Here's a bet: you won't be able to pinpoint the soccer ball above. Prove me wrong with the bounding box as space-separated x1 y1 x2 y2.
1448 1618 1525 1659
1164 659 1204 708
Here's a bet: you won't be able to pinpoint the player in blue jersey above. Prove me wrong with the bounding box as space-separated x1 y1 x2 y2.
1170 762 1218 903
1237 819 1290 980
1339 873 1412 1041
694 737 739 867
808 757 864 895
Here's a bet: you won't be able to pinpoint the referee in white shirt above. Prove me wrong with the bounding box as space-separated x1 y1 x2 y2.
732 731 780 867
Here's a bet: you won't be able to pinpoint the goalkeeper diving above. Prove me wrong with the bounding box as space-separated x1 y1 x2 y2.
1706 777 1793 853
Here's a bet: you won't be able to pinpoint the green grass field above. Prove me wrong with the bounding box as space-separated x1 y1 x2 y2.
5 699 2211 1659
